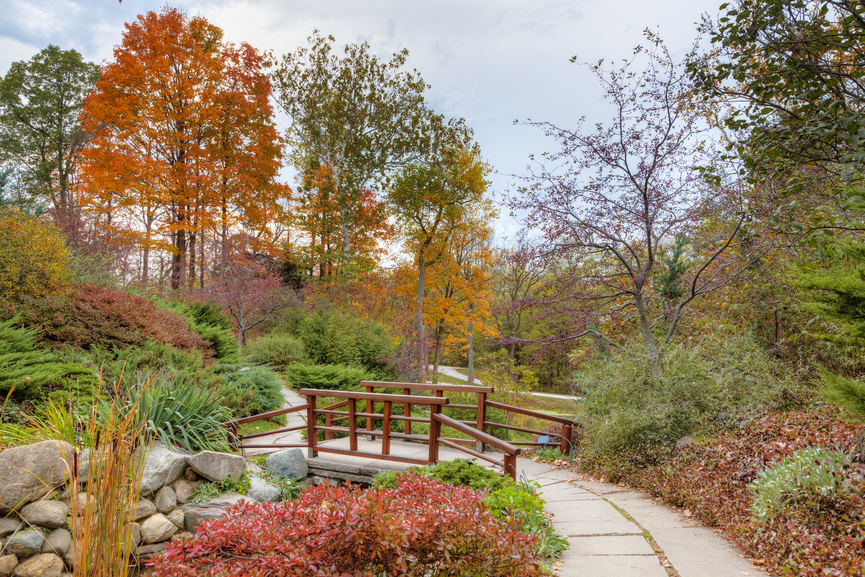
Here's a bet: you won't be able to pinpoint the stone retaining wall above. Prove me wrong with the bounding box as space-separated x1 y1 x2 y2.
0 440 310 577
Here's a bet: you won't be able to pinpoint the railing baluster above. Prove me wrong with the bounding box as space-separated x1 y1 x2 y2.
403 387 411 437
306 394 317 458
560 423 572 456
428 404 442 463
382 401 392 455
365 384 374 440
349 399 358 452
475 391 486 453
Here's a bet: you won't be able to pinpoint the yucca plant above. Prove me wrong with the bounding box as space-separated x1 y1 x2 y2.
107 374 234 453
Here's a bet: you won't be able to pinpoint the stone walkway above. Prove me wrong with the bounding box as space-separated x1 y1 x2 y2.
241 388 764 576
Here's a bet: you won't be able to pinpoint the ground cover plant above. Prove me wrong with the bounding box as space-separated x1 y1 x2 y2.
578 408 864 576
148 475 550 576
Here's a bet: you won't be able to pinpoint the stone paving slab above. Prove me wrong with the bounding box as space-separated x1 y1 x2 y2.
556 551 668 577
567 535 656 556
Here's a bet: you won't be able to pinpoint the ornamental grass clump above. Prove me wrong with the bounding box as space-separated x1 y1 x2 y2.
71 380 149 577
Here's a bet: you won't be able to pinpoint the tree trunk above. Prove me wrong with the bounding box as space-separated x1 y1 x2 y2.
467 308 475 385
417 256 427 381
433 321 444 384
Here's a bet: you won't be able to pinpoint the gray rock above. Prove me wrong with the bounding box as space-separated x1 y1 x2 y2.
179 493 253 532
138 442 188 496
73 493 92 514
18 502 65 530
61 544 76 571
0 520 21 539
11 553 62 577
172 480 198 504
675 436 696 449
0 554 16 577
0 441 75 514
153 486 176 513
131 523 141 545
40 530 70 557
133 499 156 521
140 513 177 544
265 449 307 480
136 543 168 563
246 475 280 503
3 532 44 559
167 509 184 529
187 452 245 484
205 493 254 508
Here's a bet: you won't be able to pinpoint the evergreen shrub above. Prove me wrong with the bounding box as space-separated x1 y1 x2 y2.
244 332 307 368
284 362 372 391
296 308 391 374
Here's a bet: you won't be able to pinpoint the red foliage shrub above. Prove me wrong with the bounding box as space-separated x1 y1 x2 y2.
579 408 865 576
148 475 549 577
15 284 209 354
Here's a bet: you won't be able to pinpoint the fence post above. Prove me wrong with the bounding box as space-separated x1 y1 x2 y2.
403 387 411 437
306 395 317 458
504 452 517 480
349 399 358 452
382 401 392 456
560 423 572 456
325 412 334 441
428 406 441 464
475 392 487 453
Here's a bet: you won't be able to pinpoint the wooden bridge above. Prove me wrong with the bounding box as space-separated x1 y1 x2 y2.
227 381 576 480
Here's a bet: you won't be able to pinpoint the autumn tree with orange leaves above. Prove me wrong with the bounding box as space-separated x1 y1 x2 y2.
79 7 285 288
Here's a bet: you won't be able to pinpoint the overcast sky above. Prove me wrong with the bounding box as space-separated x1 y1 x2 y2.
1 0 723 241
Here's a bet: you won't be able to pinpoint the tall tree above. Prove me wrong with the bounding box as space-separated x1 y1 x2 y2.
389 145 491 379
272 31 464 270
0 45 98 214
493 231 546 361
79 8 284 289
508 36 756 369
692 0 865 189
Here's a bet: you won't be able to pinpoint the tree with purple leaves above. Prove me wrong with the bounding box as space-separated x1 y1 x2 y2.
508 33 759 370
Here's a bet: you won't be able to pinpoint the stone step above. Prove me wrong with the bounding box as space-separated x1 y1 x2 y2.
305 458 405 485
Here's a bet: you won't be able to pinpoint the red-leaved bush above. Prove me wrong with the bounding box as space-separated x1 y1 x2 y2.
148 475 550 577
580 408 864 576
14 284 209 353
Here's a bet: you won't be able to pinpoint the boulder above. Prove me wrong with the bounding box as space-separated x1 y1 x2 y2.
73 493 92 513
187 452 245 484
3 532 44 559
40 530 70 557
138 443 187 496
131 523 141 545
246 475 280 503
265 449 307 480
18 502 65 530
0 555 16 577
179 493 253 532
140 514 177 544
11 554 62 577
0 520 21 539
153 486 176 513
0 441 74 514
167 509 184 529
133 499 156 522
172 480 198 504
136 543 168 564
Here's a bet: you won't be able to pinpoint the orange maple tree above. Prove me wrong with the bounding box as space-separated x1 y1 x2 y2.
79 7 284 288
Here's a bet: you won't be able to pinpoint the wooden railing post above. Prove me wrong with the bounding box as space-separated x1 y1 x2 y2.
504 452 517 480
475 392 487 453
306 395 317 458
403 387 411 437
325 413 334 440
428 404 442 464
560 423 572 456
348 399 358 452
382 401 392 455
